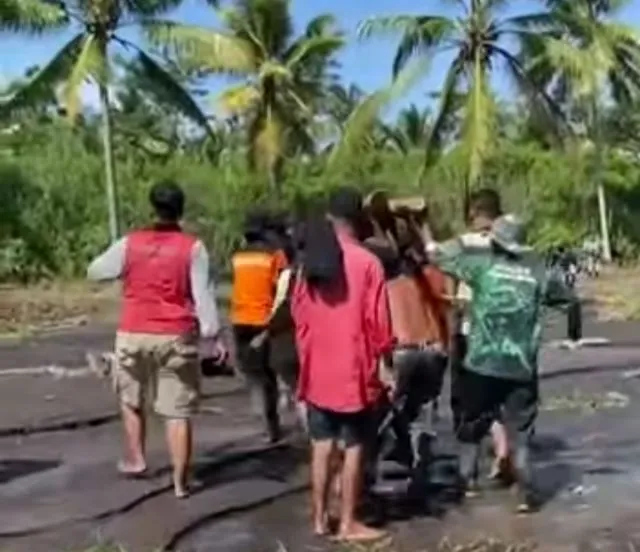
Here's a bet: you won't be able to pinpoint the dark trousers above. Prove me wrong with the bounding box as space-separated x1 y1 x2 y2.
233 324 280 439
567 299 582 341
449 333 467 432
392 347 447 464
456 368 538 493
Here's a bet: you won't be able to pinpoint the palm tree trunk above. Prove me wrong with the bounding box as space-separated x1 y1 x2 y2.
590 98 612 263
99 81 119 242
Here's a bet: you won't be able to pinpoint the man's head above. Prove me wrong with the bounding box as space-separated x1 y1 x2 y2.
327 186 364 234
468 188 502 231
149 180 185 223
490 214 531 256
243 211 269 244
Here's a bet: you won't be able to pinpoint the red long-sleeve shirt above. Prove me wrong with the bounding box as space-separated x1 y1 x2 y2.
292 231 393 412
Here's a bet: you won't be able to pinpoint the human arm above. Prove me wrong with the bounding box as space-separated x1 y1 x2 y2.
426 237 485 286
86 238 127 281
365 259 394 359
190 241 223 343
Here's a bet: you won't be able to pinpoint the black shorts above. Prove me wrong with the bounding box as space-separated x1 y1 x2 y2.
456 368 538 444
306 403 374 448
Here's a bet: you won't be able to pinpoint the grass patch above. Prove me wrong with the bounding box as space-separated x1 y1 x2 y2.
0 281 120 337
584 265 640 321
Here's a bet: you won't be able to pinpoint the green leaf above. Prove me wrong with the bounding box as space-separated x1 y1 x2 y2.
0 0 67 33
135 48 214 135
285 34 344 71
421 55 464 176
460 52 496 185
217 83 260 114
358 15 454 78
0 33 84 118
143 19 256 74
64 34 107 121
328 57 428 170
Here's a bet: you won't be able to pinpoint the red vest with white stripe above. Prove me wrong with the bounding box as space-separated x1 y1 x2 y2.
119 226 197 334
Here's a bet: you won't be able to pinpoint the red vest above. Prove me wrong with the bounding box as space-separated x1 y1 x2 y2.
119 227 197 335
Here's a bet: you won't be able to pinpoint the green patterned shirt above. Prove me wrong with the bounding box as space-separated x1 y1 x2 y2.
432 238 572 381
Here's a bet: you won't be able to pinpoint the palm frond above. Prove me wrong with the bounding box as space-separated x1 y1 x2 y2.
285 34 345 71
0 33 84 118
0 0 67 33
358 15 454 78
237 0 293 58
64 34 106 120
121 0 183 17
143 19 255 74
460 55 496 185
304 13 338 37
328 57 428 170
543 37 601 97
495 44 568 141
135 47 214 134
421 56 464 175
217 83 259 114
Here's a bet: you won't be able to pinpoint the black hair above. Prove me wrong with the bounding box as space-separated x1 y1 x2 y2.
328 186 364 226
468 188 502 220
299 214 344 290
242 210 269 244
149 180 185 222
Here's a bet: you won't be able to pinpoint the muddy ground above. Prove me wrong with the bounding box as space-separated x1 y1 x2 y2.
2 312 640 551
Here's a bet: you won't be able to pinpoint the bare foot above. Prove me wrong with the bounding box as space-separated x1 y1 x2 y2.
312 514 329 536
334 521 387 543
117 460 147 478
174 485 190 499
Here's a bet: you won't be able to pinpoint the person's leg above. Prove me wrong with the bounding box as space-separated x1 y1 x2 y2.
155 334 200 498
120 404 147 473
503 377 539 512
335 411 386 542
450 333 467 433
392 348 424 464
456 369 497 496
235 325 281 442
262 342 282 442
488 419 511 481
165 417 193 497
306 404 338 534
113 333 148 474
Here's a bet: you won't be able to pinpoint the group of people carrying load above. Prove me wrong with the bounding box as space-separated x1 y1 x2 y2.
87 180 574 544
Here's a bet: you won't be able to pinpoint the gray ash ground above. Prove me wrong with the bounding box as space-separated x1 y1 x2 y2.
2 312 640 551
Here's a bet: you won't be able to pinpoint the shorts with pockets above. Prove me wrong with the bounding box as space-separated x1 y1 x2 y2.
306 403 374 448
114 331 200 419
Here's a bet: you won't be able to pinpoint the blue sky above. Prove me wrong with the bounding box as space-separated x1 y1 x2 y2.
2 0 639 111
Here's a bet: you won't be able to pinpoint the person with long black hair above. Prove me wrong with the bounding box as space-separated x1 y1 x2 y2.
291 187 392 543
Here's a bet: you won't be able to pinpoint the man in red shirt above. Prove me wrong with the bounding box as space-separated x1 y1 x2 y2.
87 181 225 499
292 188 393 542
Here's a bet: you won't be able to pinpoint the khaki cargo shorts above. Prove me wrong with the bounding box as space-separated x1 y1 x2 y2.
114 332 200 419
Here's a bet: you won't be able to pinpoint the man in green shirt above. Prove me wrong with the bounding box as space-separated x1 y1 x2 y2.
427 214 573 512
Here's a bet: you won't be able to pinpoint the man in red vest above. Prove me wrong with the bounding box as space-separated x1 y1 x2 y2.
87 180 225 499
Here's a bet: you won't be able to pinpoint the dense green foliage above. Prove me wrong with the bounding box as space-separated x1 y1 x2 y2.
2 0 640 281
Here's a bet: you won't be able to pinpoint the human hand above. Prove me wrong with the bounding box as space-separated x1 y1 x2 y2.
249 331 268 350
202 335 228 364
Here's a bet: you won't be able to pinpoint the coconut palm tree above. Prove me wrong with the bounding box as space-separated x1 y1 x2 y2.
358 0 564 195
144 0 345 190
1 0 211 241
525 0 640 261
385 103 431 154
